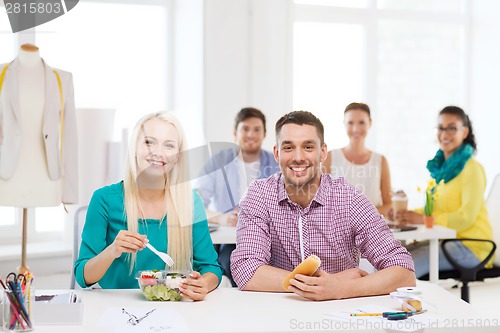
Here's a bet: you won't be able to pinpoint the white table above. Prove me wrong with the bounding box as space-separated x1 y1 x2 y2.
210 225 237 245
392 225 456 283
210 225 456 284
31 282 499 332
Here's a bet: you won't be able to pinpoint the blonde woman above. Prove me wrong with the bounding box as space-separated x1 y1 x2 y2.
74 112 222 300
323 102 392 216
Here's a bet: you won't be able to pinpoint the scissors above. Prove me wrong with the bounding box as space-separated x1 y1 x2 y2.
6 272 26 294
386 312 411 320
6 272 25 284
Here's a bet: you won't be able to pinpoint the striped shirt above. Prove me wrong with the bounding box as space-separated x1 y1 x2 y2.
230 173 414 289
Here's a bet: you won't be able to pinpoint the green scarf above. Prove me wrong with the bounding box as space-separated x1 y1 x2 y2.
426 144 474 184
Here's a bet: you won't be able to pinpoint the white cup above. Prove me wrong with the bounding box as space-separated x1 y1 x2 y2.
392 196 408 223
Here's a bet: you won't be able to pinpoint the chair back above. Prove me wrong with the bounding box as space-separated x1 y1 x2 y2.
486 174 500 266
70 205 88 289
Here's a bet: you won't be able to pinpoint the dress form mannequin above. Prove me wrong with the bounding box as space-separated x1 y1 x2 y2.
0 44 62 206
0 44 75 274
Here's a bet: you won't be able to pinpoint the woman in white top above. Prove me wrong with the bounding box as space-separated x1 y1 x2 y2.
323 102 392 215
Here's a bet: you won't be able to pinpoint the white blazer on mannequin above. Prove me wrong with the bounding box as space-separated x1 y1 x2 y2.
0 58 78 204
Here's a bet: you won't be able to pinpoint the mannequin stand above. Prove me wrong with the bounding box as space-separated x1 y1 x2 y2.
17 208 30 275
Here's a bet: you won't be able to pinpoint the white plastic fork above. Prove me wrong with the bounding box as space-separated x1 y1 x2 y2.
145 243 174 267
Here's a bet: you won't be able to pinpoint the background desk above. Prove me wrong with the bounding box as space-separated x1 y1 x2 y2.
393 225 456 283
210 225 456 284
33 281 498 332
210 225 237 245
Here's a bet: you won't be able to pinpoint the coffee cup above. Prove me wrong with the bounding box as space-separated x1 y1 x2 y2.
392 196 408 223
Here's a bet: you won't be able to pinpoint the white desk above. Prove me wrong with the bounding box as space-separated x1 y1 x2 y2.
31 282 499 332
392 225 456 283
210 225 237 245
211 225 456 284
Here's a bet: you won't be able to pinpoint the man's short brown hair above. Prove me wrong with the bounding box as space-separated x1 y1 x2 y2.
234 107 266 133
275 111 324 145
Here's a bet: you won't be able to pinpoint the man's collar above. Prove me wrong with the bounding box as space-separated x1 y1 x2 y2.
277 173 327 206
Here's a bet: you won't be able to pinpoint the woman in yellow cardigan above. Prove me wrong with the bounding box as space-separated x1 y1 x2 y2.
394 106 493 278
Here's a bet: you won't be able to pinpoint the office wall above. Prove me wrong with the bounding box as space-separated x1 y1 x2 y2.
203 0 250 146
172 0 205 148
204 0 500 188
470 0 500 187
203 0 290 151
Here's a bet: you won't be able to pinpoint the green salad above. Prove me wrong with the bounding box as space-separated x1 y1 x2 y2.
142 284 182 301
137 270 188 301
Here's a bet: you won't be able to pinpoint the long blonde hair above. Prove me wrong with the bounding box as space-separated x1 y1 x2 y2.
123 112 193 273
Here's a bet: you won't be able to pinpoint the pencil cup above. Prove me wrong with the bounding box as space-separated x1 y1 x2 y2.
2 289 34 332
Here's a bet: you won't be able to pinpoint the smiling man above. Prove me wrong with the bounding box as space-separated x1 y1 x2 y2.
194 107 279 286
230 111 415 300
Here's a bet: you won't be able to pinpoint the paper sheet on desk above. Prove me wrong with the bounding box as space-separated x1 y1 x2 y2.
324 304 436 332
98 307 190 332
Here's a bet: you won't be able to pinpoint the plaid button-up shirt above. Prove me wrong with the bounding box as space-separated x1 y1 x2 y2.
231 173 414 289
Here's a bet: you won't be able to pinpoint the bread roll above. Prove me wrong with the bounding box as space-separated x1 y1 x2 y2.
282 255 321 291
